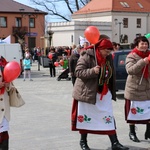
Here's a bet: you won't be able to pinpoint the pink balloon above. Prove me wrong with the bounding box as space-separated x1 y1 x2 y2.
54 62 59 67
4 61 21 82
48 54 53 59
84 26 100 44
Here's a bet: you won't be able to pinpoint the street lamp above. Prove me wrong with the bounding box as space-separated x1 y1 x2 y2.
114 19 123 43
47 30 54 47
19 8 38 52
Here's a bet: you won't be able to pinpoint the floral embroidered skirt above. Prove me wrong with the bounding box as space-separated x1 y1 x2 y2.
71 91 116 135
125 99 150 124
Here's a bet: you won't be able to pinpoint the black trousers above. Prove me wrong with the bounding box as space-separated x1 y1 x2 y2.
49 64 56 77
0 139 9 150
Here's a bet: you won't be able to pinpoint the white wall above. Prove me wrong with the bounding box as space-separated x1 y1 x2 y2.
48 21 112 46
47 12 150 46
113 13 148 43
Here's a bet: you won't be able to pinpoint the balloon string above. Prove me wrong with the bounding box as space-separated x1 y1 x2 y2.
94 45 97 66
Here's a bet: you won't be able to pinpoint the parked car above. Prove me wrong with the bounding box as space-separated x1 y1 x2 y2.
113 49 131 91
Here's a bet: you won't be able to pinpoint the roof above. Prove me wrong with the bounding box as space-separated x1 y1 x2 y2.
73 0 150 15
0 0 48 14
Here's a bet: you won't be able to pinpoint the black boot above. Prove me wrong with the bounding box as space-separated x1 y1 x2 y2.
129 124 140 142
80 134 91 150
109 134 129 150
145 123 150 140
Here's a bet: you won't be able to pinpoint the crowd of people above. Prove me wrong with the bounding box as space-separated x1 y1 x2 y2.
1 35 149 150
71 37 129 150
69 36 150 150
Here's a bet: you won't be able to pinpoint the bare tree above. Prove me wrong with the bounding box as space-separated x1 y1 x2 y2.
31 0 91 22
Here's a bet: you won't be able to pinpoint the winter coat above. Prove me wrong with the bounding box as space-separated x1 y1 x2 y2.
72 49 116 104
23 58 31 70
48 52 58 65
125 52 150 101
0 70 12 124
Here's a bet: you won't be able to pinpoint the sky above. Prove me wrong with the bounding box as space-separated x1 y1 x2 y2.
14 0 35 8
14 0 37 8
14 0 65 22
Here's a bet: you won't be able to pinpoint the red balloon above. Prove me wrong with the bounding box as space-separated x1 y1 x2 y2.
4 61 21 82
84 26 100 44
48 53 53 59
59 60 64 66
54 62 59 67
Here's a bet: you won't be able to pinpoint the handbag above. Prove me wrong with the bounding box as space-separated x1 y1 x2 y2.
9 87 25 107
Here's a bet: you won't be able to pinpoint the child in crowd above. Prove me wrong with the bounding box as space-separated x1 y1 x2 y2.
23 54 33 81
62 55 68 70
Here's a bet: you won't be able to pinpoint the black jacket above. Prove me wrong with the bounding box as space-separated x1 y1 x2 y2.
69 53 80 77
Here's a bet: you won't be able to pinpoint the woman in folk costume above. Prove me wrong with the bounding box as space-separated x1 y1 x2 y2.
125 36 150 142
71 39 129 150
0 56 12 150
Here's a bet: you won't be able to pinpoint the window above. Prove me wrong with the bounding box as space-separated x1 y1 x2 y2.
137 2 143 8
137 18 141 28
0 17 7 27
16 17 22 27
123 18 128 28
120 2 130 8
120 35 128 43
124 2 129 7
29 18 35 28
136 33 141 37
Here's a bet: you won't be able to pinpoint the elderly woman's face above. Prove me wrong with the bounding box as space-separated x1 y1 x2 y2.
99 49 111 58
137 41 149 52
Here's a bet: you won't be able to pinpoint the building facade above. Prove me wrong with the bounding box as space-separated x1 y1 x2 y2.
47 21 112 47
47 0 150 47
0 0 47 52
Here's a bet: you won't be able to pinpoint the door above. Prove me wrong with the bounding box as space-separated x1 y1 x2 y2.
28 37 36 52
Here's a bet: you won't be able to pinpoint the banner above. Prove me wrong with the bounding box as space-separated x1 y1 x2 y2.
79 36 89 46
1 35 11 44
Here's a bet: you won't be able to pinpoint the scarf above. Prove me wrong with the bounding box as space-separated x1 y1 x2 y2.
96 48 112 100
131 48 150 79
85 39 113 100
96 48 106 65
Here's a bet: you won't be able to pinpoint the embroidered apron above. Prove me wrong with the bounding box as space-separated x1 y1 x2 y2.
76 91 115 131
127 100 150 120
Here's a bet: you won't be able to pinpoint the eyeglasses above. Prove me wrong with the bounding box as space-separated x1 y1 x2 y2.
107 48 113 50
103 49 112 55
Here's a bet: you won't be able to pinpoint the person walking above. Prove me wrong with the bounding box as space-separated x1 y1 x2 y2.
23 54 33 81
33 47 38 62
124 36 150 142
69 45 81 85
0 56 13 150
71 38 129 150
